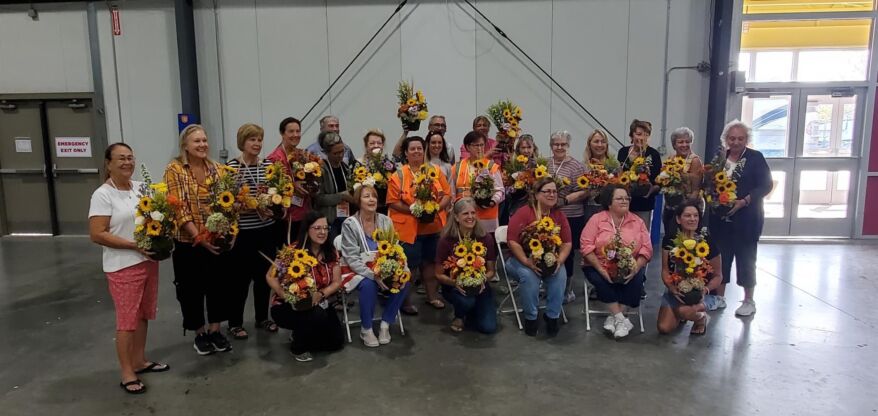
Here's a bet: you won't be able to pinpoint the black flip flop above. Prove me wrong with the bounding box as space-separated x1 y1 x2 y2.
134 362 170 374
120 379 146 394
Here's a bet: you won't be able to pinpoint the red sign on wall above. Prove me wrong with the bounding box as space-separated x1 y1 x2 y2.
111 6 122 36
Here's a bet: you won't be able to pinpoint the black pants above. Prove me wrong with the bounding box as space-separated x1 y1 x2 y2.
718 236 758 288
171 241 231 331
271 303 345 354
227 225 277 327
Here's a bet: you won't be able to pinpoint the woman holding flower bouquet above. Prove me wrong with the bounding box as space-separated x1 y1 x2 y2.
435 198 498 334
660 127 703 236
657 201 722 335
90 143 168 394
427 130 454 182
314 131 357 237
358 129 396 214
617 119 662 231
225 123 280 339
451 131 505 233
266 117 311 240
388 136 451 310
506 178 573 337
500 134 539 225
340 185 409 347
580 184 653 339
267 212 344 362
164 125 233 355
548 131 589 304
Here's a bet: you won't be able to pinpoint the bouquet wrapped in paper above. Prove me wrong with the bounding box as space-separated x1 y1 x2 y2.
371 227 411 294
520 216 563 278
134 165 181 261
442 238 489 296
270 244 320 310
487 99 523 139
410 164 442 223
396 81 428 131
665 229 713 305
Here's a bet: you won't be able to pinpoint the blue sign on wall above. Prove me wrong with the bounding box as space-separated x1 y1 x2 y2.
178 113 199 133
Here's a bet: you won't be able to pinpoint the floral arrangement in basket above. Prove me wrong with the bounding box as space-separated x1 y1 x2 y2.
576 158 620 197
702 147 743 219
469 160 496 208
521 216 563 278
250 161 293 219
270 244 320 310
397 81 428 131
196 165 242 252
656 156 688 209
600 231 637 283
666 229 713 305
410 164 442 223
487 99 523 139
619 155 653 197
372 227 411 294
442 238 488 296
134 165 181 261
289 149 323 194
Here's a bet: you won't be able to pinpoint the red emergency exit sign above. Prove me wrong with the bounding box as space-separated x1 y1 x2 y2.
111 7 122 36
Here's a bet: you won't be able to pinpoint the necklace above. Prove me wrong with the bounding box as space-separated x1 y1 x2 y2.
108 177 135 200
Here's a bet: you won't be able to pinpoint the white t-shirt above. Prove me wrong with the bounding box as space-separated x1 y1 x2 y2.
88 182 148 273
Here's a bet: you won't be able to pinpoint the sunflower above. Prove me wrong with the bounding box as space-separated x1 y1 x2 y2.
673 248 686 259
514 106 522 117
295 170 306 180
230 222 239 236
282 182 294 195
528 239 541 251
633 157 645 165
427 169 439 180
373 172 384 182
516 154 528 164
406 98 417 106
716 183 727 193
681 253 695 265
562 177 571 186
218 191 235 209
509 118 519 128
287 261 306 278
378 241 392 255
473 160 486 170
508 129 518 138
695 241 710 257
714 171 727 183
265 164 276 180
138 197 154 213
454 244 468 257
146 221 162 236
577 176 590 189
135 224 145 234
534 165 548 179
502 109 511 118
618 174 630 185
354 166 368 177
725 181 737 192
552 235 562 246
538 217 554 231
465 254 476 265
294 250 307 261
471 242 486 256
399 271 411 284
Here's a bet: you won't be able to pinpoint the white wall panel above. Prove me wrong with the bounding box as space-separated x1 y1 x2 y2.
625 0 667 151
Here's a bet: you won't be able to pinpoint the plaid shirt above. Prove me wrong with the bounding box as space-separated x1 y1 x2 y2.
163 159 221 243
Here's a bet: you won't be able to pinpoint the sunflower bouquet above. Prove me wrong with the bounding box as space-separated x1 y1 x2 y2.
620 155 653 197
271 244 320 310
666 229 713 305
410 164 442 223
397 81 428 131
576 158 620 198
487 99 523 139
702 147 744 219
502 155 547 191
469 160 496 208
600 230 637 283
442 238 488 296
520 216 563 278
349 164 378 192
371 227 411 294
196 165 242 252
289 149 323 194
253 161 294 219
657 156 688 209
134 165 180 261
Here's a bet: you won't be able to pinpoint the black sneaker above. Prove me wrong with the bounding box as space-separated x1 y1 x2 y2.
193 333 216 356
523 319 538 337
208 331 232 352
544 315 560 337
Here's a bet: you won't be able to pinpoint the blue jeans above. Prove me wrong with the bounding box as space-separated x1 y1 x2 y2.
441 285 497 334
506 258 566 320
358 278 409 330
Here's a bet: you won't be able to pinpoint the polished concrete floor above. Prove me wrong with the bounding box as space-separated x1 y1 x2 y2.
0 237 876 415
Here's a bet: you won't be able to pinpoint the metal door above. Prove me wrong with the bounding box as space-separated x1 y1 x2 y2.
46 100 102 235
0 101 53 235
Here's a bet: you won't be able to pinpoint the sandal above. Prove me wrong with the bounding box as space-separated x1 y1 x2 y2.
426 299 446 309
119 379 146 395
229 327 249 340
690 313 710 336
450 318 464 333
257 320 279 333
134 362 170 374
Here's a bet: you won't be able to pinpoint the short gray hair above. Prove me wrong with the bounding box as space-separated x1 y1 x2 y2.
318 131 342 151
720 119 752 146
670 127 695 147
550 130 572 144
319 115 339 129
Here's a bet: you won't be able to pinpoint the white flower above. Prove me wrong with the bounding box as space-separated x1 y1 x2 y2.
304 162 318 173
694 257 703 266
267 187 278 195
134 216 145 225
511 172 520 179
501 122 511 131
149 211 164 222
371 147 382 155
544 252 557 267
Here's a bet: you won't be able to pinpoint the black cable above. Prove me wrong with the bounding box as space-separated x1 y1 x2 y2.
460 0 623 147
301 0 408 124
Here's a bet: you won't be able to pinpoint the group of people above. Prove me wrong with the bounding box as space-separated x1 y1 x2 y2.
88 114 772 394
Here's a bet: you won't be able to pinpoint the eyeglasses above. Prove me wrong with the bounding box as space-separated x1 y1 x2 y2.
551 142 569 148
310 225 330 231
539 189 558 195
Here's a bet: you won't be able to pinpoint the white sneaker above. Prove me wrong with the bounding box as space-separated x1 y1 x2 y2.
735 299 756 316
378 323 392 344
603 315 617 332
613 318 634 339
715 295 727 309
360 330 379 347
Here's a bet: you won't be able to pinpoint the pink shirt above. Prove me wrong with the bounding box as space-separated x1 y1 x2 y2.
508 206 572 246
580 210 653 261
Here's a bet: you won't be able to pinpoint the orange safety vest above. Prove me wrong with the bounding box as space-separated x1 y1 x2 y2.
452 159 499 220
387 164 449 244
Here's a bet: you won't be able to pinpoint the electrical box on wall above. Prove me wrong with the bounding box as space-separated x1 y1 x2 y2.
731 70 746 94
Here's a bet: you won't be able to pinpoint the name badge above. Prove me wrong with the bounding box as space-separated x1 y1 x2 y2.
337 201 350 218
292 195 305 207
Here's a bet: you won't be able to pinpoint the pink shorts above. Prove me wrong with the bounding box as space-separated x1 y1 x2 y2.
106 261 159 331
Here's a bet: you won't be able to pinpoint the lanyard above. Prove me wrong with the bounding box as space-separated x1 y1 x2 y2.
328 163 347 193
238 157 262 188
550 157 567 177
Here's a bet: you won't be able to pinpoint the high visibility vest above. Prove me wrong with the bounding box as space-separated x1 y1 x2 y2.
388 164 448 244
452 159 499 220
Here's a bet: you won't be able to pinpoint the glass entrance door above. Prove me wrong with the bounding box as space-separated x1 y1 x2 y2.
741 88 863 237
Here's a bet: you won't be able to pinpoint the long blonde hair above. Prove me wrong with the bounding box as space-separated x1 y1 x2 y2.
441 197 486 239
583 129 609 162
175 124 212 165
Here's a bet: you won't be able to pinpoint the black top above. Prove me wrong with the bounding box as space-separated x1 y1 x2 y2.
709 148 773 242
617 145 663 212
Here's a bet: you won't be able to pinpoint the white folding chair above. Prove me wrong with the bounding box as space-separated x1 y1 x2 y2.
333 236 405 343
581 274 645 333
494 225 568 330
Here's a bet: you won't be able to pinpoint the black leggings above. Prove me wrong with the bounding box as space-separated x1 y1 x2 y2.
171 241 231 331
271 303 345 354
227 225 278 327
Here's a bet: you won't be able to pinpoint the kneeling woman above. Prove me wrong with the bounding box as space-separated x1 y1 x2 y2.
435 197 498 334
267 212 344 362
580 184 652 339
657 201 722 335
